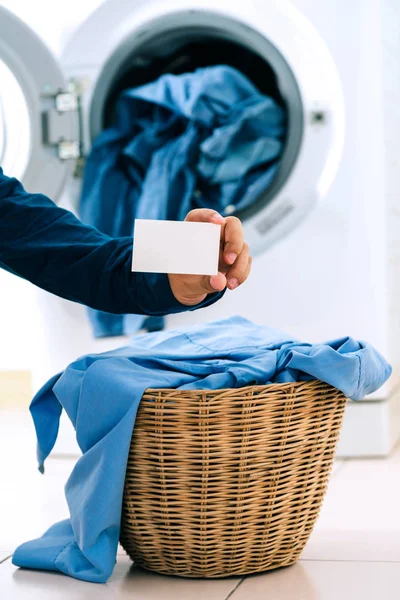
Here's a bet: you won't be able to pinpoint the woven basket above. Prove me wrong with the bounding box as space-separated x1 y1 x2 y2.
120 380 346 578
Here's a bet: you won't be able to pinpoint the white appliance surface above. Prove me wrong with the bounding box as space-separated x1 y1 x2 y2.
0 0 399 457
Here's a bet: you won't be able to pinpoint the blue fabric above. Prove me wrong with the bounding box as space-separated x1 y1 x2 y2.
80 66 285 337
13 316 391 583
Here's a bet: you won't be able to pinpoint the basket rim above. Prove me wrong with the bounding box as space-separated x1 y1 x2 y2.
143 380 344 396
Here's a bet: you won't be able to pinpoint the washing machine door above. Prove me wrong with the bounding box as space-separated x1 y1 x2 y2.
61 0 345 256
0 6 80 200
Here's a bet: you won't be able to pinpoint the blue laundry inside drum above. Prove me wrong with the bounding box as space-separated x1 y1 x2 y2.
102 38 288 218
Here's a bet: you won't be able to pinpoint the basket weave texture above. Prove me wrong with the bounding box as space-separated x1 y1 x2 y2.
120 380 346 578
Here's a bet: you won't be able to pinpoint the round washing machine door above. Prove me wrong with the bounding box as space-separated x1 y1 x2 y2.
62 0 345 255
0 6 80 200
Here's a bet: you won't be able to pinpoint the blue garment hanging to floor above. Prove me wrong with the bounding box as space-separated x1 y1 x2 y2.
13 316 391 583
80 66 286 338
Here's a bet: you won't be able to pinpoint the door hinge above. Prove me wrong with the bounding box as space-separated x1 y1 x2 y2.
41 87 82 161
55 92 78 113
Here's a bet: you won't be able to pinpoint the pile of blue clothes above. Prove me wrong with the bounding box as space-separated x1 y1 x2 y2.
79 66 286 338
13 316 391 583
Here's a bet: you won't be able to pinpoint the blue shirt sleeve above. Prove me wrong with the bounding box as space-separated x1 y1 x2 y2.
0 168 223 315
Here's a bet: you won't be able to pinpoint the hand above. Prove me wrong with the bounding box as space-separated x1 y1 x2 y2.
168 209 252 306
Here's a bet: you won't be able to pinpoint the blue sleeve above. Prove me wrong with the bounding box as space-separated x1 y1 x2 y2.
0 168 223 315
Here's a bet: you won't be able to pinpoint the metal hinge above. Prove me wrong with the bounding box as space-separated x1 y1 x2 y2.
55 92 78 113
41 84 83 161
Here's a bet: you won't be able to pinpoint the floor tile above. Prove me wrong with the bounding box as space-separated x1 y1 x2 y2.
118 545 129 557
0 478 70 552
302 529 400 563
302 457 400 562
0 455 76 551
232 561 400 600
331 460 345 476
0 409 77 552
390 438 400 463
0 553 11 563
2 410 400 599
0 556 241 600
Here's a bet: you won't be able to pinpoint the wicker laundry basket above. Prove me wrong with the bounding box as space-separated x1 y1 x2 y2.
120 380 346 578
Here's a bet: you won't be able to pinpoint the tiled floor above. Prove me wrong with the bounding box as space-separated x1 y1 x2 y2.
1 409 400 599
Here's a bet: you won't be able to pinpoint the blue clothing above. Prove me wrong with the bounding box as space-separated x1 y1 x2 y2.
13 316 391 583
80 65 285 337
0 167 222 315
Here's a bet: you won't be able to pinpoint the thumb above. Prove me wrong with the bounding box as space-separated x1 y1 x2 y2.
201 272 227 294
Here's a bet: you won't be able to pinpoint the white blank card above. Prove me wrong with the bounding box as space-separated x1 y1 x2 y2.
132 219 221 275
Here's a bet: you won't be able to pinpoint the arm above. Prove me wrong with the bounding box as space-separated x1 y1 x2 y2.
0 168 223 315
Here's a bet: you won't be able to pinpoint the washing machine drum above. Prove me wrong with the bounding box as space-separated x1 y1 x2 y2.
79 4 344 254
90 31 296 225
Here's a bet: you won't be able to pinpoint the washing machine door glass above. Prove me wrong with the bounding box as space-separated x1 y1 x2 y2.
0 6 80 200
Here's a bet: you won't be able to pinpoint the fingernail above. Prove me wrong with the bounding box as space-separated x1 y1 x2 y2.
210 276 220 290
211 213 224 223
226 253 237 265
228 278 239 289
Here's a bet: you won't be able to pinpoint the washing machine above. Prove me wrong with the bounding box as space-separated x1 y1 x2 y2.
0 0 399 457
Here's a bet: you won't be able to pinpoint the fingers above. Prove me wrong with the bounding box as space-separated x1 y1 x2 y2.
222 216 244 265
226 243 251 290
185 209 225 225
180 210 251 296
184 212 244 267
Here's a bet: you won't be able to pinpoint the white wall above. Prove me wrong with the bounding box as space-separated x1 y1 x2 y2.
0 0 393 397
